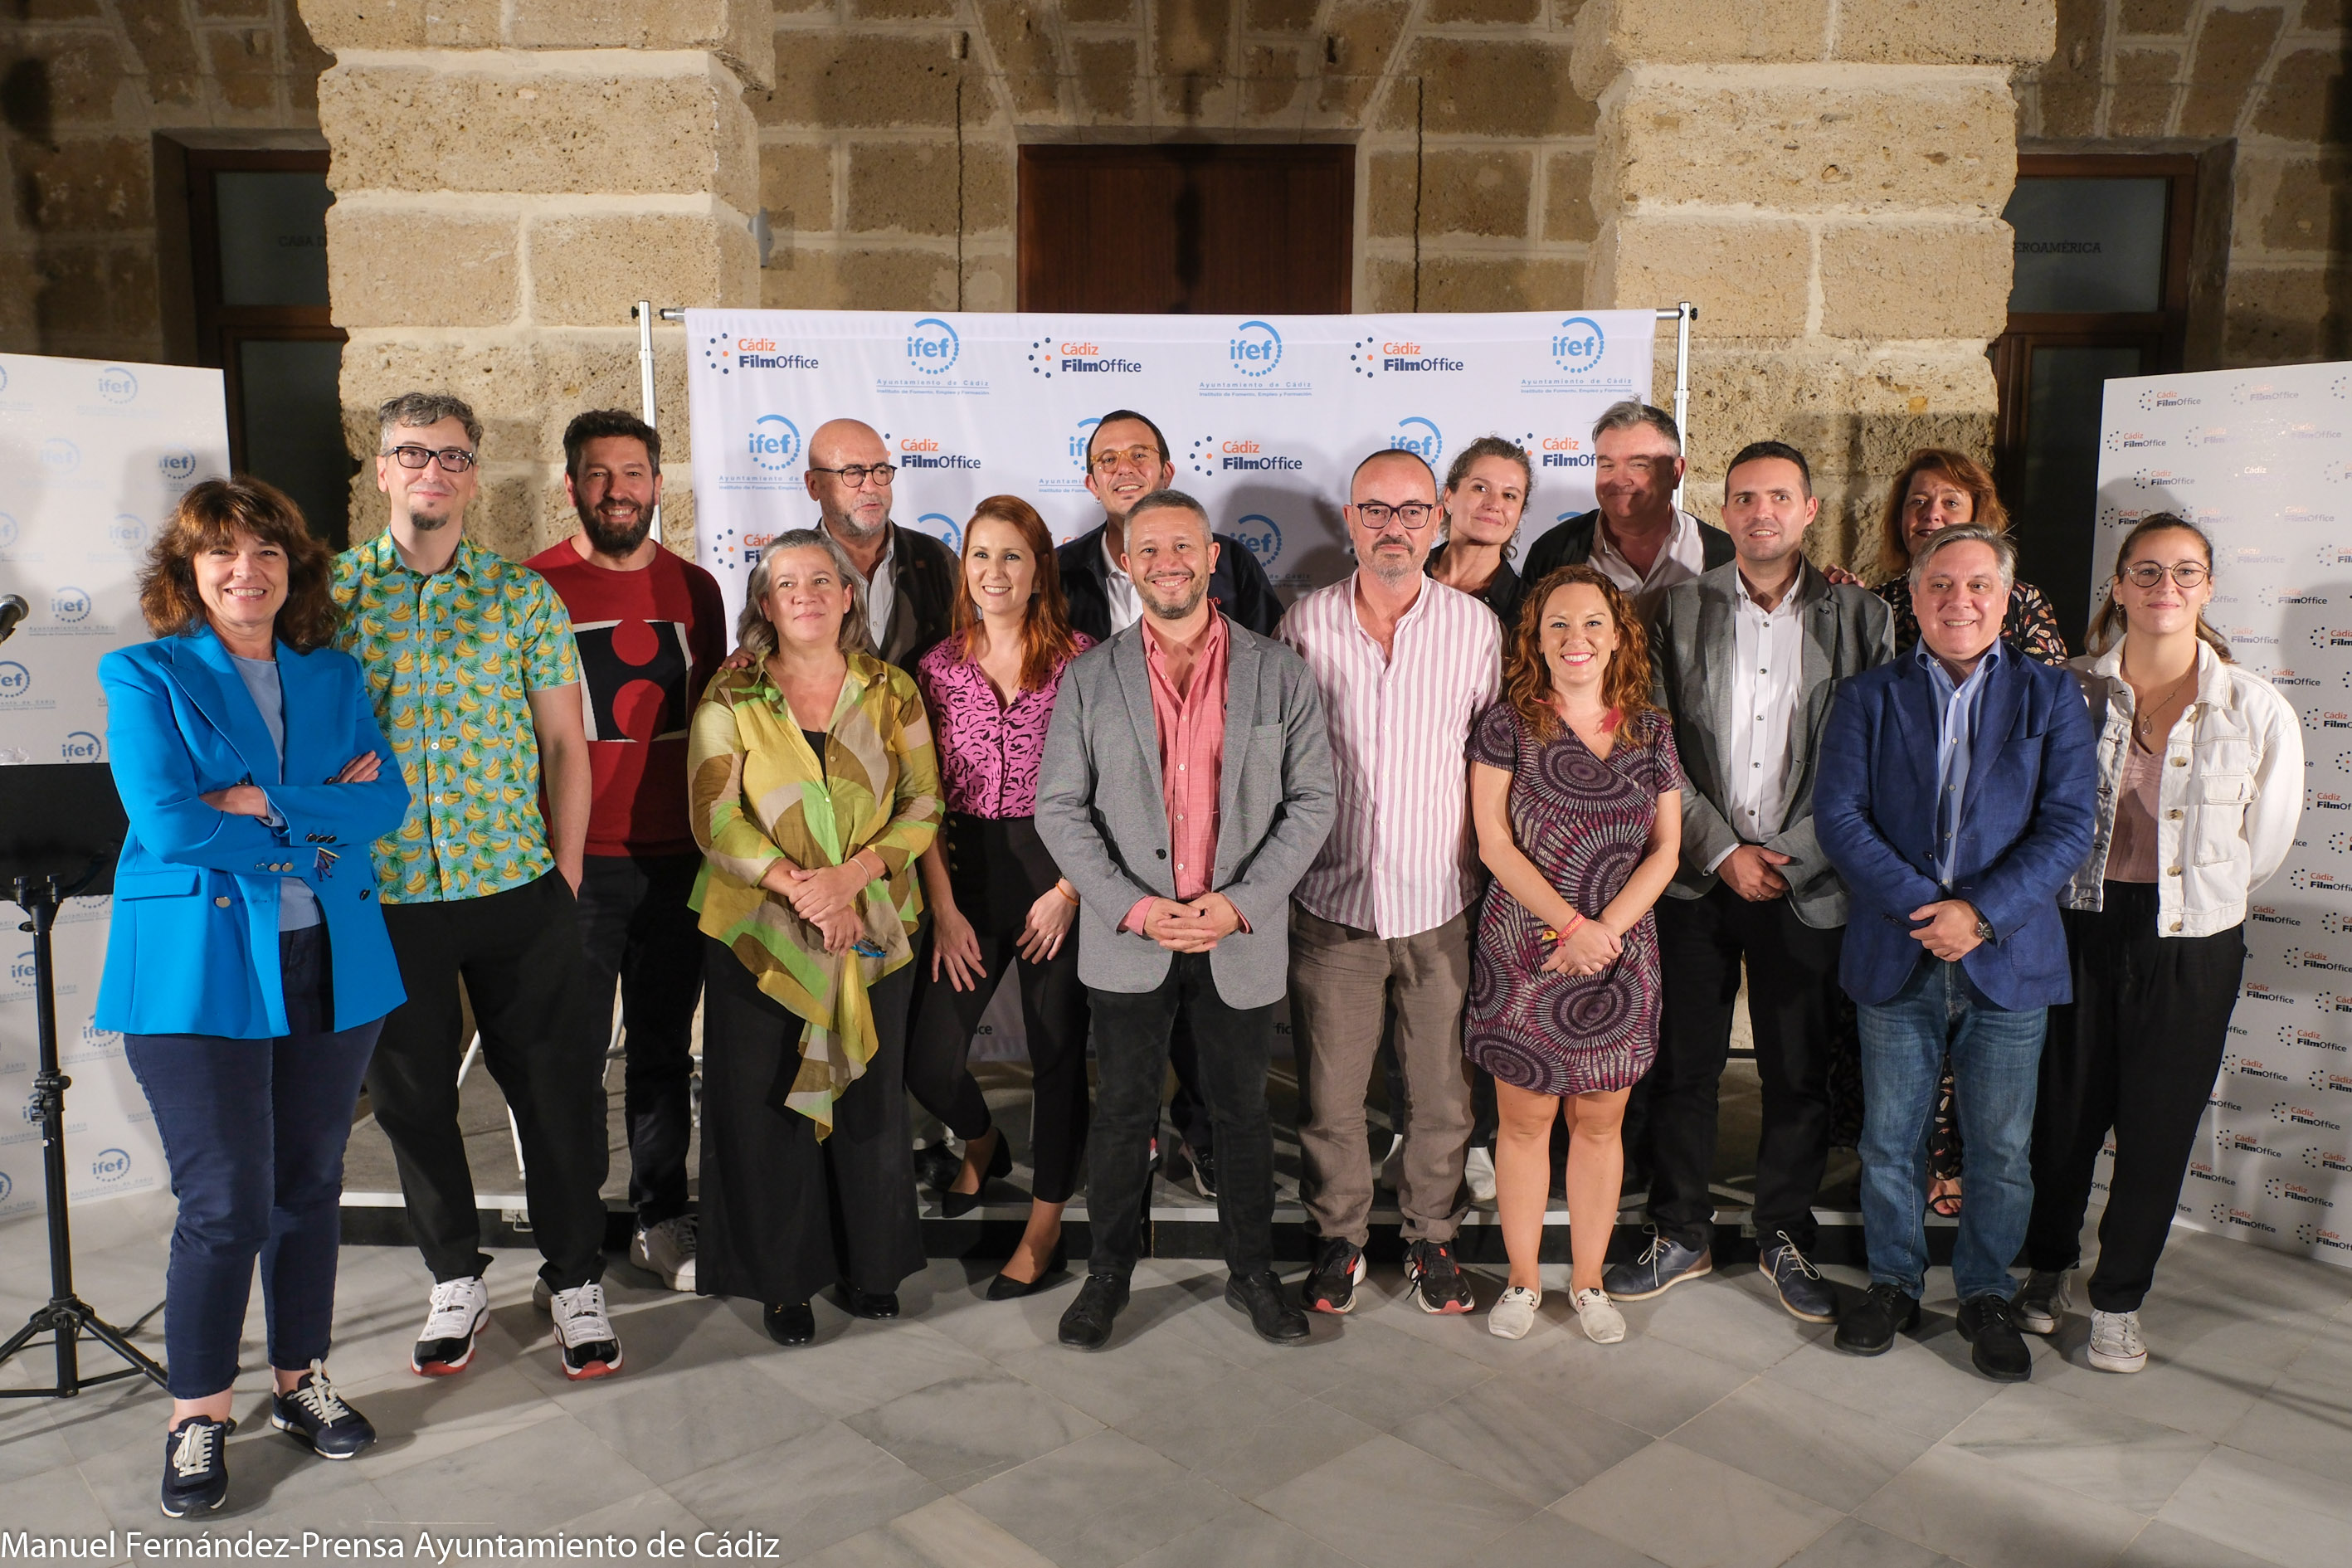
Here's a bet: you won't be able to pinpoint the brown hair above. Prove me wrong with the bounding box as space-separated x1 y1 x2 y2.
949 495 1083 692
1876 449 2009 584
2087 512 2233 663
1503 565 1655 741
137 475 340 652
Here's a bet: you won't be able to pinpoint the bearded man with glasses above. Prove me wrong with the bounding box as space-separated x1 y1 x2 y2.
803 417 957 672
333 392 620 1384
1278 447 1500 1319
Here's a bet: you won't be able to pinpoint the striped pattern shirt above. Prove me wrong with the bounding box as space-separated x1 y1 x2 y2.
1280 574 1502 937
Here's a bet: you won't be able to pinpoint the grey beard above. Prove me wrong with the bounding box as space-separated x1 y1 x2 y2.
829 509 887 542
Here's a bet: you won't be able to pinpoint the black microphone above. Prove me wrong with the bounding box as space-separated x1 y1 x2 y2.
0 594 27 644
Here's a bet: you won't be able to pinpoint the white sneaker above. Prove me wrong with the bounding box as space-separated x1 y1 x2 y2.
1572 1288 1626 1344
2015 1268 2072 1335
1378 1132 1405 1191
2087 1308 2147 1373
1489 1284 1541 1340
1463 1145 1497 1204
631 1215 698 1292
548 1282 624 1381
411 1276 491 1376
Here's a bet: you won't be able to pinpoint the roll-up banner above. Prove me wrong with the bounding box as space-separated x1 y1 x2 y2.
2094 358 2352 1266
0 353 231 1215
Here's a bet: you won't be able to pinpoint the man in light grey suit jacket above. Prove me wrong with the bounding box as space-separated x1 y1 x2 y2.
1605 441 1896 1324
1035 489 1336 1351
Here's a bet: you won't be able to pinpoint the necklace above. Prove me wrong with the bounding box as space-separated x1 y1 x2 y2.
2127 663 2195 747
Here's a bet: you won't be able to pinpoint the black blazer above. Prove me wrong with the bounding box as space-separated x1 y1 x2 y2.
1055 520 1285 642
878 522 959 671
1520 508 1736 596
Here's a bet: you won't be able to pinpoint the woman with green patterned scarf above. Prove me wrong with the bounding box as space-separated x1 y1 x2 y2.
689 528 942 1347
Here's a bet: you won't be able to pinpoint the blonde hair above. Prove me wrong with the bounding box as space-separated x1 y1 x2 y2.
737 529 870 662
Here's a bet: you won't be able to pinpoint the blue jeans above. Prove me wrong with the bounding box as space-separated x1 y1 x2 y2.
1856 958 2047 1303
124 926 382 1398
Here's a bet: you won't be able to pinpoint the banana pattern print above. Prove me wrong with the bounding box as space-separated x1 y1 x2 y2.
332 532 582 903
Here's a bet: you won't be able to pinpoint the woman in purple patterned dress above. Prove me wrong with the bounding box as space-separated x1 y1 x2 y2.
1468 565 1684 1345
906 496 1094 1298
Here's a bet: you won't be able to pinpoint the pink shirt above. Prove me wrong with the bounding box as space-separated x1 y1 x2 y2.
1121 612 1231 933
915 632 1093 819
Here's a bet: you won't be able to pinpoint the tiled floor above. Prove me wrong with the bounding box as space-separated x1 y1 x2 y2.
4 1192 2350 1567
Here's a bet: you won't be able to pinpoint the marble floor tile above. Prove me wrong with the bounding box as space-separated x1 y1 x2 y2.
1478 1507 1673 1568
1857 1442 2149 1568
558 1485 710 1539
2218 1377 2352 1488
1116 1376 1380 1501
0 1459 135 1539
1121 1506 1367 1568
844 1372 1101 1491
557 1351 835 1485
1943 1381 2213 1516
2033 1311 2306 1442
1667 1376 1936 1512
748 1317 1000 1419
1552 1440 1841 1568
1507 1329 1755 1439
1760 1328 2003 1443
2113 1519 2288 1568
1778 1517 1955 1568
1390 1372 1653 1507
1254 1431 1537 1566
956 1427 1244 1568
995 1322 1245 1429
368 1410 660 1529
795 1496 1060 1568
2155 1444 2352 1568
665 1421 942 1561
1629 1267 1837 1373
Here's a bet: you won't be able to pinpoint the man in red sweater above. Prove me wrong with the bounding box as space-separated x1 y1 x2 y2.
526 410 724 1291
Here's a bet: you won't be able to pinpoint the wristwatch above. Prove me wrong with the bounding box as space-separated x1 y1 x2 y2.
1971 909 1995 943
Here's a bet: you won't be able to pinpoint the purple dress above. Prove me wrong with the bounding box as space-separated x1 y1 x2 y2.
1464 700 1682 1095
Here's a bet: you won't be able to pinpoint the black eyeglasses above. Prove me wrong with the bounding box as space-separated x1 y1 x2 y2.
383 445 477 473
2121 562 2209 588
1352 501 1437 529
809 462 896 488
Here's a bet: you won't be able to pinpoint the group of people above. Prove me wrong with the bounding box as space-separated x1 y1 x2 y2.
95 391 2302 1521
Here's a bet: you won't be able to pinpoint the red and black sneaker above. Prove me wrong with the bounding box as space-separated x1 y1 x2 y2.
1303 1236 1366 1314
1405 1239 1475 1315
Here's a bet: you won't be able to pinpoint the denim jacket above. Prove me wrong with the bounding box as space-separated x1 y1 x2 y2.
2062 642 2302 937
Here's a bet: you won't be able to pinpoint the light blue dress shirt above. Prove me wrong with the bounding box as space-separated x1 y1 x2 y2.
229 652 324 932
1919 640 2004 889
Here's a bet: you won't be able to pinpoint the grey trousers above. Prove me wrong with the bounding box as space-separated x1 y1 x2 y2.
1289 904 1473 1247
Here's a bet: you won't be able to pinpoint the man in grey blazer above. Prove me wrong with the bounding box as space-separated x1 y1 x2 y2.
1035 489 1337 1350
1605 441 1896 1322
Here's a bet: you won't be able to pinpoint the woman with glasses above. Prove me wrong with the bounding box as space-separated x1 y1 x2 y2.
2014 514 2300 1371
905 497 1094 1297
689 529 942 1346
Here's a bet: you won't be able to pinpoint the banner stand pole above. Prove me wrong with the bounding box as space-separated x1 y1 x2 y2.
1655 301 1697 511
631 303 686 537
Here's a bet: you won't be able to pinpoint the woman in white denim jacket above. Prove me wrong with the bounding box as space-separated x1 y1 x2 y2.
2016 514 2301 1374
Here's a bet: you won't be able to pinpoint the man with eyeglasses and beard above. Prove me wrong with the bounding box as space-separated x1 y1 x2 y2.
1054 410 1284 1201
525 411 725 1298
804 417 957 672
334 392 616 1383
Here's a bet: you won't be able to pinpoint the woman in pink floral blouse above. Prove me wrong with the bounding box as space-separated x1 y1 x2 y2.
907 495 1096 1297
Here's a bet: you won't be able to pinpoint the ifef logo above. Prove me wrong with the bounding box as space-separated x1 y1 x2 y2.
745 414 802 473
906 317 961 375
1228 320 1283 377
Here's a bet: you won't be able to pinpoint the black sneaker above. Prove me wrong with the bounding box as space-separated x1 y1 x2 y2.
270 1361 377 1459
1833 1281 1921 1356
1302 1236 1365 1315
1956 1293 2034 1382
1405 1239 1475 1315
159 1415 231 1517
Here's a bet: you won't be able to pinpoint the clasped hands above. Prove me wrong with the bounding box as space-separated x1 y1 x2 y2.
201 751 382 818
1139 893 1241 953
1907 898 1985 961
1543 916 1621 978
762 854 878 955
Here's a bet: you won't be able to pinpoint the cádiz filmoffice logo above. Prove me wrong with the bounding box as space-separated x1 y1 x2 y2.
704 333 820 374
1029 333 1142 377
892 434 980 472
1350 336 1464 378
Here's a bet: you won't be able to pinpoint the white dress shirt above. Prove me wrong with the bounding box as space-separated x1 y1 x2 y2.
1589 509 1709 621
1714 579 1805 865
1279 573 1502 938
1101 532 1142 632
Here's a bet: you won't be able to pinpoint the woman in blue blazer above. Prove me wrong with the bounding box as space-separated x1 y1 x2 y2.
97 477 409 1518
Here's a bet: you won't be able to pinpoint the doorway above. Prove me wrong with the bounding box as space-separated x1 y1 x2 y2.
180 148 354 548
1018 144 1353 314
1991 153 2197 648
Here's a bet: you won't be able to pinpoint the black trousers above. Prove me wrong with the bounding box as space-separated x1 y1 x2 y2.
368 872 609 1289
1649 885 1844 1254
574 851 704 1226
1087 955 1276 1280
698 939 925 1307
2027 884 2247 1312
903 815 1092 1204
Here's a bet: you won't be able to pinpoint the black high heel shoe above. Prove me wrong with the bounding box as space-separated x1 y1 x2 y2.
941 1131 1013 1218
986 1239 1069 1301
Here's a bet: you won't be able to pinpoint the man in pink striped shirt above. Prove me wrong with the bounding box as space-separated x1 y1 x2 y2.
1280 448 1502 1319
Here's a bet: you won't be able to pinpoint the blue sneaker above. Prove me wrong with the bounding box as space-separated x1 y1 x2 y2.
1601 1229 1712 1302
160 1414 231 1517
1758 1232 1838 1323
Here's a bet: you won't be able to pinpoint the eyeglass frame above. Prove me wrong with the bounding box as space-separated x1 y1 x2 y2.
2119 561 2210 589
1348 500 1439 530
382 445 479 473
808 461 898 488
1088 445 1164 476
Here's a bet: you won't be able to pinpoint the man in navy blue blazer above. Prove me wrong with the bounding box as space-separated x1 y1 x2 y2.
1816 524 2096 1382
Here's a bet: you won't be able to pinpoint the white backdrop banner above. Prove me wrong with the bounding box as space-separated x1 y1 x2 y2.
684 309 1657 627
0 353 230 1216
2095 358 2352 1266
684 309 1654 1063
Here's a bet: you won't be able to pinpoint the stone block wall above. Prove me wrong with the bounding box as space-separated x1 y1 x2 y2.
299 0 773 553
0 0 333 358
2020 0 2350 366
